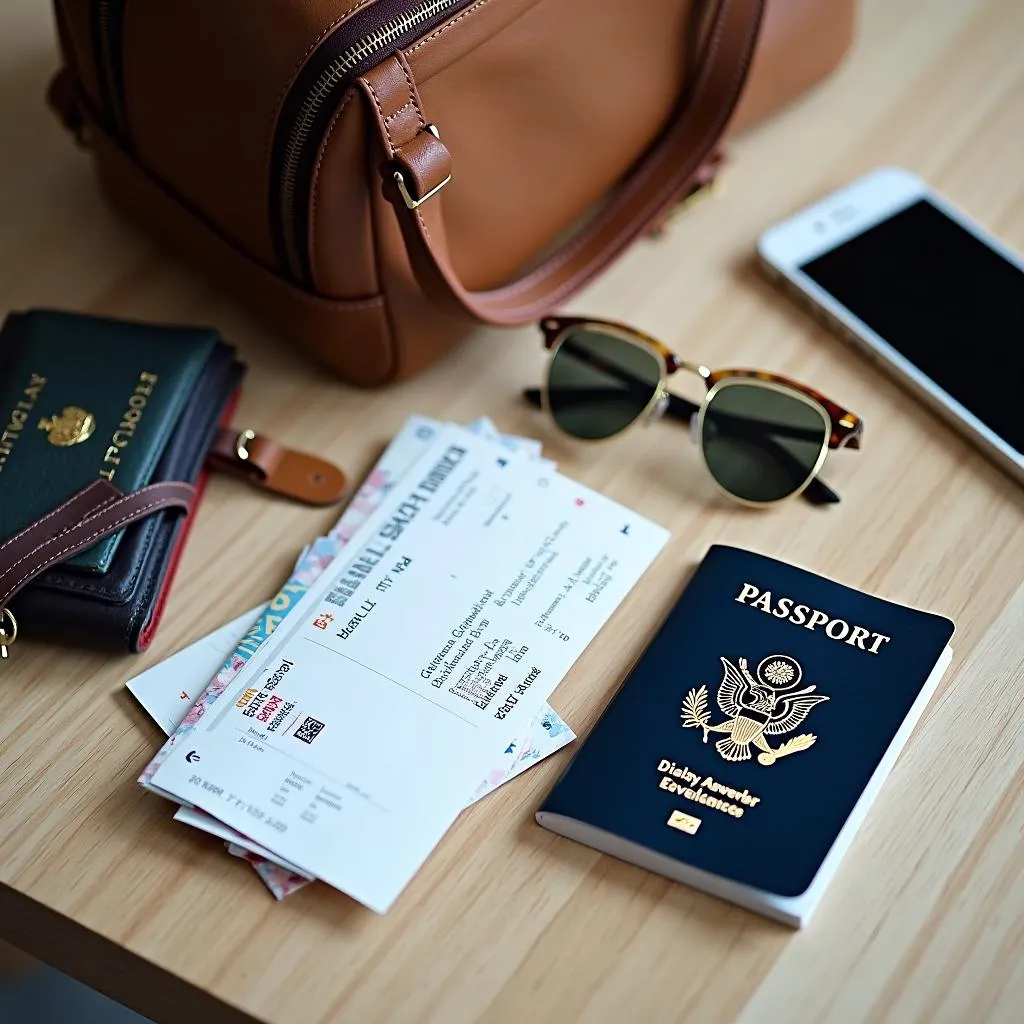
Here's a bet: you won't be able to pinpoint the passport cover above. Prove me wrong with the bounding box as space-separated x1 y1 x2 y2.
537 545 955 916
0 309 216 573
1 310 244 652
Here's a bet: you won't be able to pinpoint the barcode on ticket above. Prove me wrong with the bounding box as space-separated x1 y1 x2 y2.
453 676 490 700
450 671 507 710
294 716 325 744
325 580 358 607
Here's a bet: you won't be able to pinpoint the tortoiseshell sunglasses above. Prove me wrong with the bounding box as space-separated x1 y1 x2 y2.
524 317 863 507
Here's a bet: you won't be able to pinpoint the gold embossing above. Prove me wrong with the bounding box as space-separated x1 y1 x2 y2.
38 406 96 447
655 760 762 819
0 372 47 474
680 655 828 766
666 810 701 835
734 582 892 654
96 371 159 482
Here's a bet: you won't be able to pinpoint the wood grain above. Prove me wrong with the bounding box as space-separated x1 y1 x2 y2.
1 1 1023 1022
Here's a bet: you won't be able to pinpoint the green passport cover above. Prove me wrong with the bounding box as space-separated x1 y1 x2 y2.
0 310 216 573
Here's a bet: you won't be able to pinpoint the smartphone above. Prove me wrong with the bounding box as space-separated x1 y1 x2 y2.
758 167 1024 486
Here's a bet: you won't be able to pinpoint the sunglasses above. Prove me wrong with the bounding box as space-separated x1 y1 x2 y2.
524 317 862 507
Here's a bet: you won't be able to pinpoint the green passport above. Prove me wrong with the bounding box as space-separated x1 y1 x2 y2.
0 311 216 573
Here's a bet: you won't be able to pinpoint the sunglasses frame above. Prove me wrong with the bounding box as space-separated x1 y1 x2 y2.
538 316 863 506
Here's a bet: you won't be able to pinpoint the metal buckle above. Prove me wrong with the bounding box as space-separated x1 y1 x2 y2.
674 175 722 216
394 124 451 211
0 607 18 659
235 429 257 462
644 176 723 239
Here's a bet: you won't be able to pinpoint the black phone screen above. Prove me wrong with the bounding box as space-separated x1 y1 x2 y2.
800 198 1024 455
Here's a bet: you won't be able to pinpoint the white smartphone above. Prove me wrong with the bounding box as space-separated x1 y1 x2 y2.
758 167 1024 487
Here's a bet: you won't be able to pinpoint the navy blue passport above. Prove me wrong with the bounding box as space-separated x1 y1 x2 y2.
536 545 954 927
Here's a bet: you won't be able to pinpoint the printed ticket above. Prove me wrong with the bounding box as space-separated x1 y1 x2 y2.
130 414 571 897
128 607 265 735
144 424 668 911
134 415 545 780
178 703 577 899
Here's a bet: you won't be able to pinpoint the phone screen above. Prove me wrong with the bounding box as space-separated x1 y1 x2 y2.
800 198 1024 454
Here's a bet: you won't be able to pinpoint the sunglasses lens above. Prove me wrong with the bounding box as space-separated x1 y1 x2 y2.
547 329 663 440
701 383 829 504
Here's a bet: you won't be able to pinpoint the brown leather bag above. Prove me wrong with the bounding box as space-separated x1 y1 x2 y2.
49 1 854 387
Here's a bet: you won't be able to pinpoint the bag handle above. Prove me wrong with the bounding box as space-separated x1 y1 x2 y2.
359 0 765 325
0 480 194 611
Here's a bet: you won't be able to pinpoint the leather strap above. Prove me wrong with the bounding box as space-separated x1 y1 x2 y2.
359 0 765 325
206 428 347 506
0 480 194 610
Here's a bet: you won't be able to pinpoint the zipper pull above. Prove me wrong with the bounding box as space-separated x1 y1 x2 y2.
0 608 17 659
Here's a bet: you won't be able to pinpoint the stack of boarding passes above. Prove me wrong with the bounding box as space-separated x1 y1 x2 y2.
129 414 668 910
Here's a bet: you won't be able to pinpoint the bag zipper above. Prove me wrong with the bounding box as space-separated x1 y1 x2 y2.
93 0 129 138
270 0 473 288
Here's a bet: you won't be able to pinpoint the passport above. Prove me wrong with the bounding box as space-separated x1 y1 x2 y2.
0 310 216 573
536 545 954 927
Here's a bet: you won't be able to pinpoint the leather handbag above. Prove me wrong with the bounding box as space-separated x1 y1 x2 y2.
47 0 854 388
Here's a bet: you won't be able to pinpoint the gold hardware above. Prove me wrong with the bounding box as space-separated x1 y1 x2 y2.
278 0 462 278
393 169 452 211
678 175 722 212
0 608 17 660
394 125 451 210
655 176 723 235
643 177 723 240
676 359 713 381
235 429 257 462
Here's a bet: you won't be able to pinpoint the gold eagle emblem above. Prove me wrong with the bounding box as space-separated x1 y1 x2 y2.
681 654 828 766
38 406 96 447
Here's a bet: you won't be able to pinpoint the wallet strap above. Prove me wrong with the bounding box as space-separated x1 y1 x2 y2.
0 480 194 610
207 428 347 505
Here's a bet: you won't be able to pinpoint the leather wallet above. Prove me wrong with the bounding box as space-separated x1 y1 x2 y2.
0 309 243 652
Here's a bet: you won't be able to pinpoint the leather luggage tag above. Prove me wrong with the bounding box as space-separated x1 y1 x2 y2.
207 428 346 506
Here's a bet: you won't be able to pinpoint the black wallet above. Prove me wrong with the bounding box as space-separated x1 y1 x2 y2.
0 310 350 655
0 310 243 652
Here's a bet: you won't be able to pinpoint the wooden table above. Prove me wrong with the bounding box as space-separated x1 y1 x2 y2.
2 1 1023 1021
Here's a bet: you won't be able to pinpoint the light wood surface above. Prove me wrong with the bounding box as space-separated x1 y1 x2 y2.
2 1 1023 1022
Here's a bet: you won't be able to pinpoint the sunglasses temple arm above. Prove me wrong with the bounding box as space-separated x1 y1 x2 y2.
521 389 840 505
